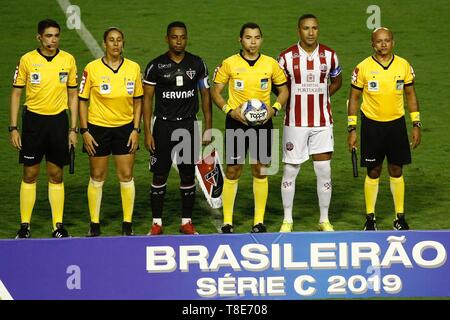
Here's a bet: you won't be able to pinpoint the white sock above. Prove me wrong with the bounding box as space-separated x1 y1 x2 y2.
314 160 332 223
181 218 192 225
153 218 162 226
281 163 301 223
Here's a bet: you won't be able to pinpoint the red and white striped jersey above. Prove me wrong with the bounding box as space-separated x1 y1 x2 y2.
278 43 341 127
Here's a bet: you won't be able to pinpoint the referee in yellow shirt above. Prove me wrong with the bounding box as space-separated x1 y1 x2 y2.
211 22 289 233
348 27 421 231
79 27 143 236
10 19 78 238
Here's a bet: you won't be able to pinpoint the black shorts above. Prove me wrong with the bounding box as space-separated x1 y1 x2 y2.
150 117 199 176
225 115 273 165
360 112 411 167
84 122 135 156
20 109 69 168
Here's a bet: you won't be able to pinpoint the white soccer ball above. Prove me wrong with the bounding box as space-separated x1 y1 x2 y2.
241 99 268 126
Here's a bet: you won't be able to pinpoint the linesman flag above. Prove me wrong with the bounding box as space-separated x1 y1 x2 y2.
195 149 224 208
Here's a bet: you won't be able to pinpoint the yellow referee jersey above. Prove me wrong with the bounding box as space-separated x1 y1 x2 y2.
79 58 144 127
213 53 287 109
351 55 415 122
12 49 78 115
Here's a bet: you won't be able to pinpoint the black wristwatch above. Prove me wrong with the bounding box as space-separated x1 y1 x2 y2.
347 126 357 133
69 127 79 133
80 128 89 134
413 121 422 128
8 126 18 132
133 127 141 133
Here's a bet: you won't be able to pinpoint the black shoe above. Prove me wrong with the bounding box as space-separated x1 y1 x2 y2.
251 223 267 233
364 214 377 231
52 222 69 238
393 214 410 230
15 223 31 239
221 224 234 234
122 222 134 236
87 222 101 237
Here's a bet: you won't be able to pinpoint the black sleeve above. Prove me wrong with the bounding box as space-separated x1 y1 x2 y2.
143 60 157 84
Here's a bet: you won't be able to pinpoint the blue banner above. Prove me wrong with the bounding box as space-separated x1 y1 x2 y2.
0 231 449 299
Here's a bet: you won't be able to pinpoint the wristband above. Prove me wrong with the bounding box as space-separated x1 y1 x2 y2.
410 111 420 122
69 127 79 133
272 102 282 111
222 104 232 115
347 115 357 126
80 128 89 135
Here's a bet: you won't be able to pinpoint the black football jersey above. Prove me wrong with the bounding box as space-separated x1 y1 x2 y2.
143 52 209 120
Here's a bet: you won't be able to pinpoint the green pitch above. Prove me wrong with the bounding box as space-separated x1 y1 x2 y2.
0 0 449 238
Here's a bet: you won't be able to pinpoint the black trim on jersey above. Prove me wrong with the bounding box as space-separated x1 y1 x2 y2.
239 50 261 67
371 55 395 70
101 57 124 74
13 85 25 88
37 48 60 62
78 97 89 101
351 84 363 91
133 95 144 99
274 82 287 87
404 82 414 87
67 85 78 89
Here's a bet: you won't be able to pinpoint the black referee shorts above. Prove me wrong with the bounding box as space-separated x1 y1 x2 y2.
225 115 273 165
20 109 69 168
360 112 411 167
150 117 199 177
84 121 135 156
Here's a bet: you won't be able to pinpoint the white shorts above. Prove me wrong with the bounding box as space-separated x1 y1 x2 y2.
282 125 334 164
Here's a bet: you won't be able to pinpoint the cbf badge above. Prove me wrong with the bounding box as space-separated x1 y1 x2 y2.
30 73 41 84
234 79 244 91
126 81 135 95
368 80 379 92
100 83 111 94
59 72 68 84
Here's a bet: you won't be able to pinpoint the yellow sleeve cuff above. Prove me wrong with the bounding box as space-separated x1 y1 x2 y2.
222 104 232 114
348 115 357 126
410 111 420 122
272 102 282 111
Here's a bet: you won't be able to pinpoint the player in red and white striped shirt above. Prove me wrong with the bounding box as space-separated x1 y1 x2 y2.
277 14 342 232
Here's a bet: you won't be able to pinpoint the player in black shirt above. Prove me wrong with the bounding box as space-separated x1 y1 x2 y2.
143 21 212 235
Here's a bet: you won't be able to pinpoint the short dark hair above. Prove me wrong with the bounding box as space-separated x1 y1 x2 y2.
167 21 187 35
37 19 60 35
103 27 124 42
298 14 318 27
240 22 262 38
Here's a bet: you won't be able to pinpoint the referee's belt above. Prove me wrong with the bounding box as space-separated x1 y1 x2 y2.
158 115 196 121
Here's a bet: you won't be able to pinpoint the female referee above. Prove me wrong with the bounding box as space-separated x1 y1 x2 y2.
79 27 143 236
